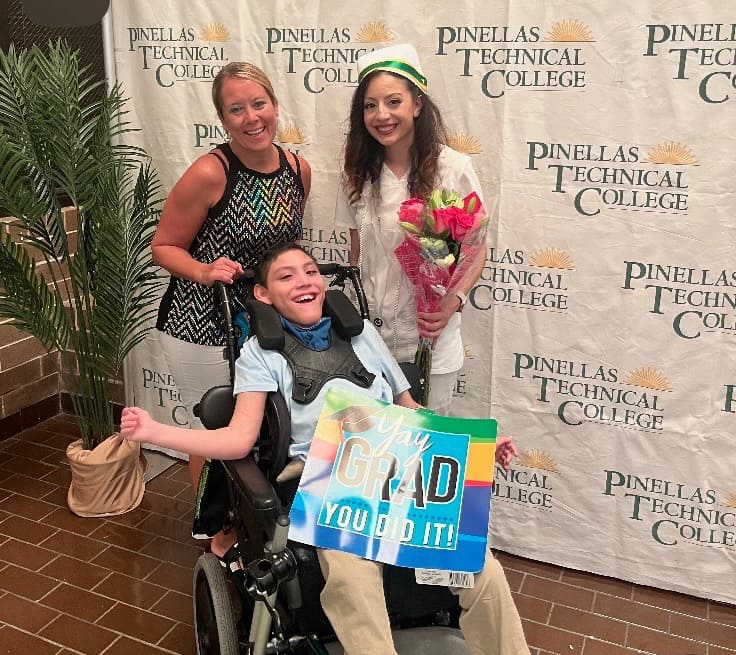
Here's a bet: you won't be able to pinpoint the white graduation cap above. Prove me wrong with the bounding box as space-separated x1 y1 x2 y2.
356 43 428 92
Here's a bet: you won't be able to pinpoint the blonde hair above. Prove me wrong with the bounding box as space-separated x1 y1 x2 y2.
211 62 278 119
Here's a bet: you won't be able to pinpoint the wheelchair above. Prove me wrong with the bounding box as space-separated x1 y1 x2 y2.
191 263 471 655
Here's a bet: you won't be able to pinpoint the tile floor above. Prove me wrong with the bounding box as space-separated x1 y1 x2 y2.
1 413 735 655
0 414 199 654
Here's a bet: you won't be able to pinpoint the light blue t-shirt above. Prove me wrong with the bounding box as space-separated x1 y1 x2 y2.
233 320 410 459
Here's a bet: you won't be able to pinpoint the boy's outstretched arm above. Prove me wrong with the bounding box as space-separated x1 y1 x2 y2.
121 391 268 460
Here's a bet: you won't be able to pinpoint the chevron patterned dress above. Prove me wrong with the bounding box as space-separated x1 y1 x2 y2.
156 143 305 346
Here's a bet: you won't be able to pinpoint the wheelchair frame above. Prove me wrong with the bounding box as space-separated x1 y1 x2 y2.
191 263 468 655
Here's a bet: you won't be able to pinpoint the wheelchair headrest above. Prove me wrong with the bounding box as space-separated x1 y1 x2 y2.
244 289 363 351
245 298 285 350
323 290 363 339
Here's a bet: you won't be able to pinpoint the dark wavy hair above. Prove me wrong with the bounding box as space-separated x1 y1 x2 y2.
342 71 447 204
254 242 316 287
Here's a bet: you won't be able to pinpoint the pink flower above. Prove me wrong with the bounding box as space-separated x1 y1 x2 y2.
432 206 462 236
398 197 425 230
450 210 478 241
431 207 451 234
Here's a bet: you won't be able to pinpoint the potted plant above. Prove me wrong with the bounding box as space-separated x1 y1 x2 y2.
0 41 162 516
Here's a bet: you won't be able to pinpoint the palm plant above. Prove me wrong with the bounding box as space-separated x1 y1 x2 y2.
0 41 162 450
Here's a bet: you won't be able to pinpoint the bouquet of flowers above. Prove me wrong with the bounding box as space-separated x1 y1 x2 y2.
394 189 489 406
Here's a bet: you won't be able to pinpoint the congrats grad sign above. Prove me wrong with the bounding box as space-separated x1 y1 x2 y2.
289 388 497 572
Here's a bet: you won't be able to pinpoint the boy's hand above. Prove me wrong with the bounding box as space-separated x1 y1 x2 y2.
495 435 518 471
120 407 156 443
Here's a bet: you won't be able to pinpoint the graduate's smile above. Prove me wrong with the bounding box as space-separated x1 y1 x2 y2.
256 249 326 327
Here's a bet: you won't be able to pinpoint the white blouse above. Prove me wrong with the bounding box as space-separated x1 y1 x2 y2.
334 146 483 374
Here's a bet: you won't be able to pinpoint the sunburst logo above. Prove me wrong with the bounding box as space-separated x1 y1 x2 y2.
529 248 575 270
354 21 393 43
642 142 697 165
447 132 482 155
723 492 736 508
277 124 307 145
199 23 230 42
623 367 672 392
517 449 558 472
545 19 594 42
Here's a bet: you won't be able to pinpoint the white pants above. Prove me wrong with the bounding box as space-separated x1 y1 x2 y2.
317 549 530 655
427 370 459 415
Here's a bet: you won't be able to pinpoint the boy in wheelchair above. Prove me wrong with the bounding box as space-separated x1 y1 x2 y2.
121 242 530 655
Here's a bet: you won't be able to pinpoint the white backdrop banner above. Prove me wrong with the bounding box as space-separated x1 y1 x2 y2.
111 1 736 603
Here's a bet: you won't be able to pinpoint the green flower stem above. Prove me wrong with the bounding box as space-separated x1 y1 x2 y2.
414 338 433 407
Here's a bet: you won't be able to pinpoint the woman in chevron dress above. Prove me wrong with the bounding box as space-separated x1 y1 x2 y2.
152 62 311 557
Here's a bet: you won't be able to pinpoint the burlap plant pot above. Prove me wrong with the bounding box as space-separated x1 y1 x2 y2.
66 433 147 517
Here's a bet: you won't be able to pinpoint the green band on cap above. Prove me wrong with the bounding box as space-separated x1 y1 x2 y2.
358 59 428 92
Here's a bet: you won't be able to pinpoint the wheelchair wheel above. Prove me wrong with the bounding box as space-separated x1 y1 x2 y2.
193 553 239 655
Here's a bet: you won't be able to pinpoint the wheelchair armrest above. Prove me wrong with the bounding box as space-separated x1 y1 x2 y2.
193 384 235 430
223 456 281 515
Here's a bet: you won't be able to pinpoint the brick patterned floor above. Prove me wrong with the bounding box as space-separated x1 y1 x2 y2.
1 414 735 654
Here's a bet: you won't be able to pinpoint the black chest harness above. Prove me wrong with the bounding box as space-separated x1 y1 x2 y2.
245 291 376 404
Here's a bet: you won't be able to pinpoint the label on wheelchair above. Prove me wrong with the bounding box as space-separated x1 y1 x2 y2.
415 568 475 588
289 387 497 573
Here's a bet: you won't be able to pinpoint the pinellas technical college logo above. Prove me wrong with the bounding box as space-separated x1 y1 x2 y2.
436 19 593 99
126 22 231 87
264 21 396 93
494 449 557 510
525 140 695 217
300 227 350 264
140 366 187 426
622 260 736 340
512 353 669 432
603 469 736 549
644 22 736 104
470 246 573 312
